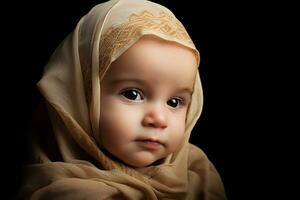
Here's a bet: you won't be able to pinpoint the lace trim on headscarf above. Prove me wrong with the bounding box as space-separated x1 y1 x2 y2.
99 10 194 78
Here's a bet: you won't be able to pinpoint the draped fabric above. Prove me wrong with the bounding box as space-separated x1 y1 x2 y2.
18 0 226 199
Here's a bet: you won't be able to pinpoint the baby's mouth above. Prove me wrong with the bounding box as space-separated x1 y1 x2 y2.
135 138 164 150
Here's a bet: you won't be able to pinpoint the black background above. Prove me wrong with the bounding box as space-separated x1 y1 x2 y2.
1 0 286 199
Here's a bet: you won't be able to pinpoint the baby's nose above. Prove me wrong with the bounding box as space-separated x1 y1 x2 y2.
142 106 168 129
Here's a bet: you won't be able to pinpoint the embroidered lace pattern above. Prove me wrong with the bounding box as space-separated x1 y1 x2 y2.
99 10 194 77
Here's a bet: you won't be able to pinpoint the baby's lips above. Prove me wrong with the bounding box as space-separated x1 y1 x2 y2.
135 139 164 150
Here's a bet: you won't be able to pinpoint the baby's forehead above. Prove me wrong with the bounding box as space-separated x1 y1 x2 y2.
106 57 196 84
109 37 196 72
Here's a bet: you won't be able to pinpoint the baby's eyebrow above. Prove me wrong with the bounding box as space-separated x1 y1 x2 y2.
177 88 194 95
109 78 148 86
109 78 193 94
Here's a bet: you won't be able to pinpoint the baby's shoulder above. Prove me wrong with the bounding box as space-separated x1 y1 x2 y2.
187 143 210 165
188 143 207 157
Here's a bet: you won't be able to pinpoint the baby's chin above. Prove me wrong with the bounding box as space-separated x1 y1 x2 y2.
123 153 167 168
102 147 170 168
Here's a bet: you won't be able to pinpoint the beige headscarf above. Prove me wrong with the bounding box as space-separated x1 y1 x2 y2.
18 0 226 199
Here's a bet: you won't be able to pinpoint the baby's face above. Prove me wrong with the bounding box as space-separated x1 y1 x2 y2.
100 35 197 167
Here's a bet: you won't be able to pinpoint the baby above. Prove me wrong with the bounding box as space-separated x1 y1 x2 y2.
18 0 226 199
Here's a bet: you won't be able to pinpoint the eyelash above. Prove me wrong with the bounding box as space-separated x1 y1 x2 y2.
119 88 186 108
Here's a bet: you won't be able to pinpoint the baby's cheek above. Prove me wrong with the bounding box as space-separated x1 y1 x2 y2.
168 125 186 153
100 104 138 140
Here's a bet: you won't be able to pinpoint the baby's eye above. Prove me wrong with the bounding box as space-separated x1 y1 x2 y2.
120 89 144 101
167 98 183 108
